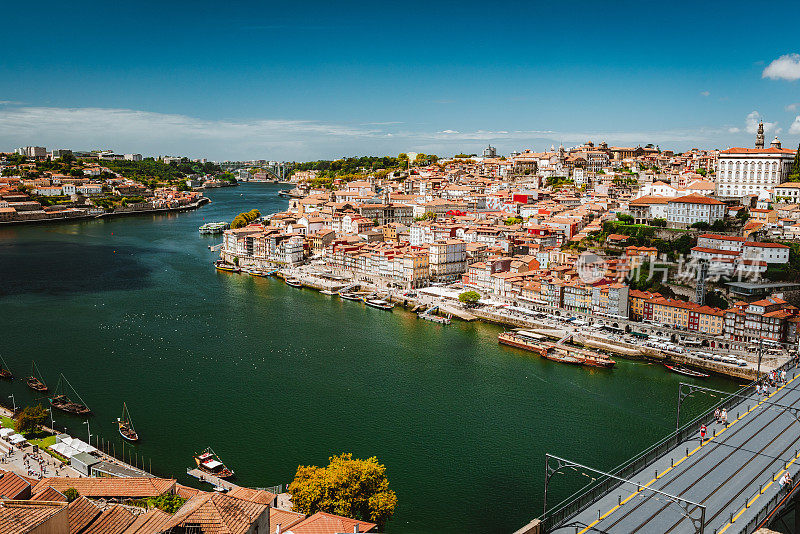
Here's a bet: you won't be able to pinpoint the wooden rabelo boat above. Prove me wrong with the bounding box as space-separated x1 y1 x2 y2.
664 364 709 379
117 402 139 441
26 361 48 392
194 447 235 478
0 356 12 379
49 374 92 416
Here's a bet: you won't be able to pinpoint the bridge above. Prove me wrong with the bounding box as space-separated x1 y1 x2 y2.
529 361 800 534
218 160 291 180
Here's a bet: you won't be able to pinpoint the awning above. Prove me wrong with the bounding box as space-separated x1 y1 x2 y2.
202 459 223 469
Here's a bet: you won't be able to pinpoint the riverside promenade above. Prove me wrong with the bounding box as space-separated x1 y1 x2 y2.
540 363 800 534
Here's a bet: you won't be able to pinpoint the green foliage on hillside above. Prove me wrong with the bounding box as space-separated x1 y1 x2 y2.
230 209 260 229
100 158 221 187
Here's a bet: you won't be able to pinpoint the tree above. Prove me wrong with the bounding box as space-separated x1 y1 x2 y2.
15 404 48 434
63 488 79 503
789 143 800 182
458 290 481 306
651 218 667 227
690 221 710 230
146 494 186 513
616 213 634 224
230 209 261 229
505 216 522 225
288 453 397 530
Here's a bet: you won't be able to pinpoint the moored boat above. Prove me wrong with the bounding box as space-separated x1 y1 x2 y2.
284 278 303 288
665 364 709 379
498 332 615 368
319 289 337 295
364 298 394 310
117 402 139 441
214 260 240 273
194 447 235 478
199 222 230 234
26 361 48 392
0 356 12 379
49 374 91 416
339 292 363 301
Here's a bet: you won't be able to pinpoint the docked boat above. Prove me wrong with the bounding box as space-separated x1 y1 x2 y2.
319 289 337 295
0 356 12 379
199 221 230 234
49 374 92 416
117 402 139 441
665 364 709 379
26 361 48 392
498 331 615 368
364 298 394 310
214 260 240 273
194 448 235 478
284 278 303 288
339 292 363 301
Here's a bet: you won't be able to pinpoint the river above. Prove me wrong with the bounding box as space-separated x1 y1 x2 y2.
0 183 737 533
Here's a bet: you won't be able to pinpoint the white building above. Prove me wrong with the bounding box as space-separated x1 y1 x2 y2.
773 182 800 203
124 154 143 161
666 194 724 228
716 133 795 199
428 239 467 281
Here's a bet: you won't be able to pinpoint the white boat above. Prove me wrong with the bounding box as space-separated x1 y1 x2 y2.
319 289 337 295
199 222 230 234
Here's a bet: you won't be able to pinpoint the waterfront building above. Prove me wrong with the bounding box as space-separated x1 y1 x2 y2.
722 296 799 344
428 239 467 281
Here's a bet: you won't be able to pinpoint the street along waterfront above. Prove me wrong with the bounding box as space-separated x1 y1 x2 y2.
0 183 737 533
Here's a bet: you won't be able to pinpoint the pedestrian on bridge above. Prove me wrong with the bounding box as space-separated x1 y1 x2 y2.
700 424 707 439
721 409 728 425
714 408 720 423
781 369 787 384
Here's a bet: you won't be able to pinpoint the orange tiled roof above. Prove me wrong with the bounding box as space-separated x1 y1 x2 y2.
68 496 101 533
121 507 173 534
0 500 68 534
81 505 135 534
162 492 270 534
33 477 176 498
287 511 377 534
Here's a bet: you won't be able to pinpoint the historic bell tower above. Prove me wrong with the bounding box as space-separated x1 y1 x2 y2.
756 120 765 149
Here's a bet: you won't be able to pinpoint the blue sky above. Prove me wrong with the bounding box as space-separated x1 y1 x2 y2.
2 0 800 160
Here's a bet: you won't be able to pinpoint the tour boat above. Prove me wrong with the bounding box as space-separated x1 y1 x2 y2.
664 364 709 379
339 292 363 301
26 361 48 392
285 278 303 288
49 374 92 416
319 289 337 295
194 447 235 478
0 356 12 379
364 298 394 310
214 260 240 273
117 402 139 442
199 222 229 234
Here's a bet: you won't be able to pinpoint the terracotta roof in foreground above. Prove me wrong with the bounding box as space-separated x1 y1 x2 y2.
287 511 377 534
81 504 136 534
68 496 101 533
162 492 270 534
33 477 176 498
0 500 67 534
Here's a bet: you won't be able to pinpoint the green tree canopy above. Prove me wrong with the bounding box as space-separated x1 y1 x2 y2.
63 488 79 503
230 209 261 229
288 453 397 530
458 290 481 306
15 404 48 434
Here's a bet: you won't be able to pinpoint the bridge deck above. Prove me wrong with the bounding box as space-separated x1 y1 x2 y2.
563 367 800 534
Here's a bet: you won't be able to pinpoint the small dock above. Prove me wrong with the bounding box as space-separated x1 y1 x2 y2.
186 468 241 491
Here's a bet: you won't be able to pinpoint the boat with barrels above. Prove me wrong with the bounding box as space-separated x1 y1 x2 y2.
49 374 92 416
26 361 48 392
194 447 235 478
117 402 139 441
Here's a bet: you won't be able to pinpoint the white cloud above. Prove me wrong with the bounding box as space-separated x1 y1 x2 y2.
0 104 786 160
789 116 800 135
745 111 776 134
762 53 800 81
786 103 800 112
700 91 710 97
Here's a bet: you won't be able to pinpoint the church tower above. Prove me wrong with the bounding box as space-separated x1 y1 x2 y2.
756 120 765 149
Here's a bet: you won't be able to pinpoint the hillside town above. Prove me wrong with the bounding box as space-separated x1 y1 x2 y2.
217 129 800 365
0 148 236 223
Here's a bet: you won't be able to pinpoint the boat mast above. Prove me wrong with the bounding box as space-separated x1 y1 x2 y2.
32 361 47 387
122 402 135 433
60 374 90 410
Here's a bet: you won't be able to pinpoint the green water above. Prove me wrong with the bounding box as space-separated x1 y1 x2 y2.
0 183 737 533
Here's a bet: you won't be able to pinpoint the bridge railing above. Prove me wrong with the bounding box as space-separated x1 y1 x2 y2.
542 362 795 532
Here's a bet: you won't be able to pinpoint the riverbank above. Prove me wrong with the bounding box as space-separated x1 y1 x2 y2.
0 197 210 226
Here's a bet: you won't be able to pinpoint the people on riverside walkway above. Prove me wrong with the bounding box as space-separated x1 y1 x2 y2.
700 424 707 439
781 369 787 384
721 409 728 425
714 408 720 423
